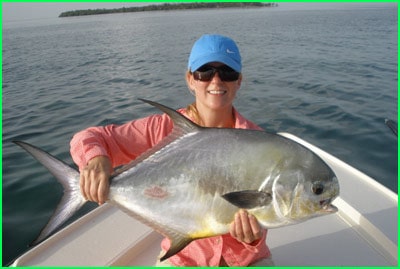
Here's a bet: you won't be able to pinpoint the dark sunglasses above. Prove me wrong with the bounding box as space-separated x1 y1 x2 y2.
193 65 240 82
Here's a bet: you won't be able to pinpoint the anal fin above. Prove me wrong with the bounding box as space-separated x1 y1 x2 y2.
160 235 193 262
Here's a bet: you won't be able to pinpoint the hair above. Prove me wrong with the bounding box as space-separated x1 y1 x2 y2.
184 70 202 125
186 102 203 126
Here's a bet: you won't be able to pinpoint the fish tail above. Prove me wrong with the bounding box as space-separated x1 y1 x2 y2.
13 141 86 245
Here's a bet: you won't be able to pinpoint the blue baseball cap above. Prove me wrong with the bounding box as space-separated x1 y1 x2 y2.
188 34 242 72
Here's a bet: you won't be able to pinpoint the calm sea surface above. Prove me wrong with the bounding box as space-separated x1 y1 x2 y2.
3 4 397 265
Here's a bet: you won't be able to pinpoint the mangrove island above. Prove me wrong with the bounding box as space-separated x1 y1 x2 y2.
59 2 277 17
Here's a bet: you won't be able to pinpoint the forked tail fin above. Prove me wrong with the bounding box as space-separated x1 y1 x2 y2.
13 141 87 245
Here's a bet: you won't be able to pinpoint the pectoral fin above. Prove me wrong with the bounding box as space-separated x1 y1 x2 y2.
222 190 272 209
160 235 193 262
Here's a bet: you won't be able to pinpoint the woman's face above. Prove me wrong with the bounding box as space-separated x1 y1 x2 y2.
187 62 242 111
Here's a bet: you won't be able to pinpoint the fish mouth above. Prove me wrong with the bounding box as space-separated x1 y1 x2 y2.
320 198 338 213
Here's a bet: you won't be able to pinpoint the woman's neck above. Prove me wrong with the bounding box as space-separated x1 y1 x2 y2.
189 102 235 128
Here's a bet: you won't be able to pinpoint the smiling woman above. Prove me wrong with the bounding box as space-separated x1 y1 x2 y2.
182 35 245 127
68 34 271 266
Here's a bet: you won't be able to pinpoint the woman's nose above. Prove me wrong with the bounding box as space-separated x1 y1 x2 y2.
210 71 222 83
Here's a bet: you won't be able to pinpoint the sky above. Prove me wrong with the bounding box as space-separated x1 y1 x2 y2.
2 2 397 22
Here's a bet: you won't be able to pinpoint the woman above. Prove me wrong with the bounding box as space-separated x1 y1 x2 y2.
70 34 271 266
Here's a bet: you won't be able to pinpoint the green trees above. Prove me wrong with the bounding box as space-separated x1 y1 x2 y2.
59 2 277 17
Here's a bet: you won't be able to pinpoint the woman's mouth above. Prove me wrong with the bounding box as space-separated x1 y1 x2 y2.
208 90 226 95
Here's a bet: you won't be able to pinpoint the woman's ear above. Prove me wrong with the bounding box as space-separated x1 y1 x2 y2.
237 73 243 88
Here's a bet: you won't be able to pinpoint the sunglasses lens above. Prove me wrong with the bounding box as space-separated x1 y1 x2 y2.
193 68 215 81
193 65 240 82
219 71 240 81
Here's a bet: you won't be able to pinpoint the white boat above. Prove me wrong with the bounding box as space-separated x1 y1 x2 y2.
11 133 398 266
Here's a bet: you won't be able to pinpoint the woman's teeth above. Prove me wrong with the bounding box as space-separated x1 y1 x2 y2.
208 90 226 95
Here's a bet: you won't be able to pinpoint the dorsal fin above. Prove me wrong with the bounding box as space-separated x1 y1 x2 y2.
139 99 201 135
112 99 202 178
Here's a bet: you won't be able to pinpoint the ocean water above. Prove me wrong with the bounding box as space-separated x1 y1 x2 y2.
2 4 397 265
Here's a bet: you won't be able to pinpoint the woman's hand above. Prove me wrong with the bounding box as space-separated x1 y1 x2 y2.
80 156 112 205
230 209 263 245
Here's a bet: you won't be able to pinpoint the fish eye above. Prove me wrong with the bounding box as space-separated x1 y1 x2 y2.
312 182 324 195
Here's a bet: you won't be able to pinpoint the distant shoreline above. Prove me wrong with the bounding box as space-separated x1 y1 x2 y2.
59 2 277 17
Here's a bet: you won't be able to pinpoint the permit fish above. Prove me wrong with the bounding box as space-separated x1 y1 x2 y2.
14 99 340 261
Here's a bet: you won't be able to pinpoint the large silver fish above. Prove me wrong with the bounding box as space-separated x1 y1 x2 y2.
14 99 339 261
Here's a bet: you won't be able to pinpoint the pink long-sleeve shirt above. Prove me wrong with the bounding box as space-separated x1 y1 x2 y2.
70 107 271 266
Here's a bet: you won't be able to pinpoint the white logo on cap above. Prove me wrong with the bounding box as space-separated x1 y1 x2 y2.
226 49 235 54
